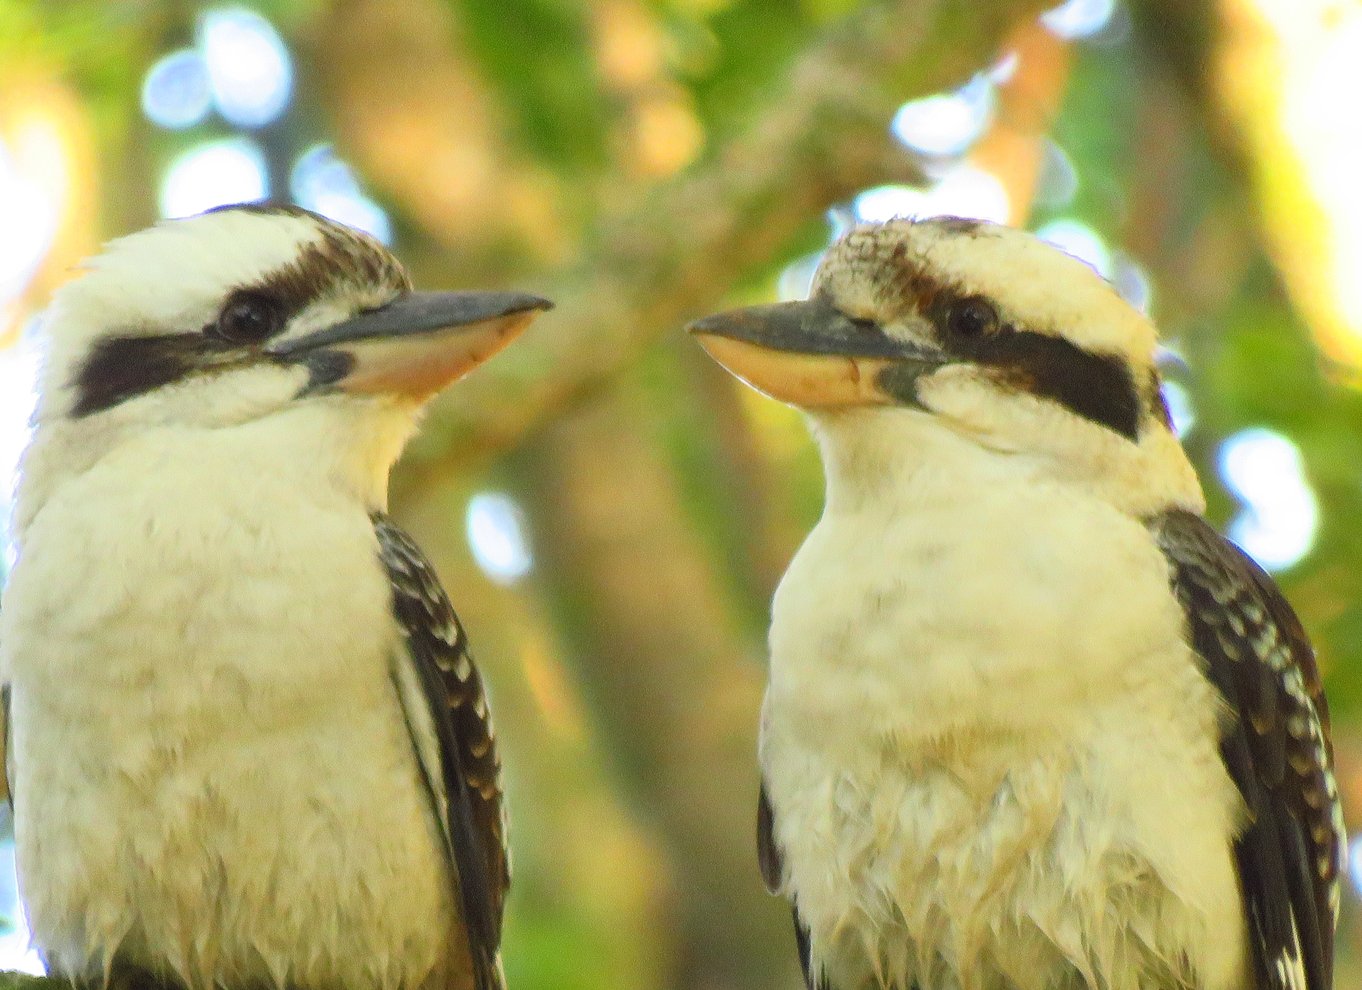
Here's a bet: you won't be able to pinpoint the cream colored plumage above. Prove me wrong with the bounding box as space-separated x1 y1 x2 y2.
692 218 1342 990
762 408 1243 990
0 206 545 990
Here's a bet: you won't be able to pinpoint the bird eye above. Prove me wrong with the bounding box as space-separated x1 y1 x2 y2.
214 293 282 345
946 296 1000 338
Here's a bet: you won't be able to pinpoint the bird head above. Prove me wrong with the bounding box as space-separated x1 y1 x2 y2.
690 218 1202 516
18 205 549 521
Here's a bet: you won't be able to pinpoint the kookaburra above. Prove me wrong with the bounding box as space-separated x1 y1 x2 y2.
690 218 1345 990
0 205 549 990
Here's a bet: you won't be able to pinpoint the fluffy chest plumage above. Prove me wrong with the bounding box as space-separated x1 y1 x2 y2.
0 436 458 990
759 428 1248 990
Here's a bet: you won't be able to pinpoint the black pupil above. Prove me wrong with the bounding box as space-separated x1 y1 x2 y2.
220 297 275 342
952 299 996 337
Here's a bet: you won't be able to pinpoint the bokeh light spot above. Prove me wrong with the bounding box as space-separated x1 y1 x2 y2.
198 7 292 128
1034 141 1079 209
291 145 392 244
0 841 42 974
1160 380 1195 438
160 138 268 218
855 166 1010 225
778 252 823 301
141 49 212 130
1036 218 1113 277
0 333 39 572
1113 253 1153 313
987 51 1021 85
1349 833 1362 899
891 75 995 158
0 139 59 305
854 185 923 222
1040 0 1118 40
466 492 533 585
1218 427 1319 571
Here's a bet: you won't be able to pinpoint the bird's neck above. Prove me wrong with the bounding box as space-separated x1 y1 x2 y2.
808 407 1205 521
808 408 1003 518
13 403 413 550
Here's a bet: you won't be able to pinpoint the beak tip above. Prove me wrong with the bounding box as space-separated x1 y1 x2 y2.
519 295 554 315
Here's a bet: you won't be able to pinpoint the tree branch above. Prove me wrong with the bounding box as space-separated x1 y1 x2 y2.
397 0 1057 482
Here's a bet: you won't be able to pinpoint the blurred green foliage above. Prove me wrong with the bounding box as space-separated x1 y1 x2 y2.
0 0 1358 988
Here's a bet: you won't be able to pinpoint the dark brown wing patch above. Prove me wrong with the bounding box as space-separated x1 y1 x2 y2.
759 781 830 990
1153 509 1343 990
757 781 783 894
373 513 508 990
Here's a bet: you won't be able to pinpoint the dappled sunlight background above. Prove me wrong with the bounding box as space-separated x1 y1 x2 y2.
1 1 1360 988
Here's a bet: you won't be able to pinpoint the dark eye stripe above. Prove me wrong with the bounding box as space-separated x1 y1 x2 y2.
826 224 1149 440
963 330 1143 442
918 285 1143 442
69 333 230 418
69 239 360 418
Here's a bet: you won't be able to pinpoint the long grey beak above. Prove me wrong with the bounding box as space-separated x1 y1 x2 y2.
269 291 552 357
270 290 552 400
687 299 946 408
687 299 911 357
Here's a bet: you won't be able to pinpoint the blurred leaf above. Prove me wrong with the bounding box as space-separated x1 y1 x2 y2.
458 0 611 170
0 1 146 140
677 0 824 141
1046 43 1139 226
502 915 624 990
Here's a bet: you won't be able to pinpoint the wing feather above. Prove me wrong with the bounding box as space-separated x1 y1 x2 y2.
757 781 783 895
759 779 826 990
1153 510 1343 990
374 514 508 990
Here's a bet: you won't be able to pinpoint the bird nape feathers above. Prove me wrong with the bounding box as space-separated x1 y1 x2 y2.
692 217 1344 990
0 205 550 990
